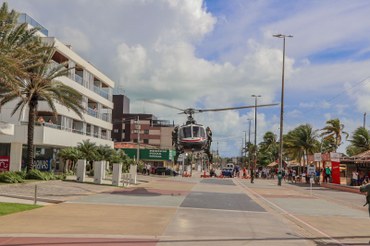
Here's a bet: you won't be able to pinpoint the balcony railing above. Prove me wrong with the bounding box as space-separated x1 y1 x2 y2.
94 86 109 100
18 13 48 36
28 122 111 141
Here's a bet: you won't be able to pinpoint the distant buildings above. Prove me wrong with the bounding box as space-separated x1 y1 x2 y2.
112 95 175 150
0 14 114 172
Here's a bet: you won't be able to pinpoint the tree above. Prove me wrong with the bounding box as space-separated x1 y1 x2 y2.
321 118 349 152
346 127 370 156
77 140 98 169
58 147 82 173
0 2 46 97
1 46 84 172
258 131 279 166
284 124 320 166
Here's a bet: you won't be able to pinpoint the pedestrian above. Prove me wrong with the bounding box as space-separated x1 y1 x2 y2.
292 169 296 183
147 163 151 175
242 167 247 178
325 166 332 183
351 170 359 186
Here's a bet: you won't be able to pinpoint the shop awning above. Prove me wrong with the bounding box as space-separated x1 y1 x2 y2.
267 162 278 167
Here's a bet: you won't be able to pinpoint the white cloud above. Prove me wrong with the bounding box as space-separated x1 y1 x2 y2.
9 0 370 156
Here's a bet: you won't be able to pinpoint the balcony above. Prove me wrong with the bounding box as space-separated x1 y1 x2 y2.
19 122 113 146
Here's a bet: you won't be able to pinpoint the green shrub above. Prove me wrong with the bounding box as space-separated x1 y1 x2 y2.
25 169 50 180
25 170 66 181
0 171 25 183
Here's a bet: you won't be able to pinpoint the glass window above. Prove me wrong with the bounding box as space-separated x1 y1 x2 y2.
180 126 192 138
193 126 200 137
199 127 206 138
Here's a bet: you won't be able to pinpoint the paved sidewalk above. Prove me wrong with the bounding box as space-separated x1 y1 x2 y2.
0 174 369 245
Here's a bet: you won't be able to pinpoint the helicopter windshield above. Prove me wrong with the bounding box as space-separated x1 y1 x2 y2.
192 126 206 138
180 126 192 138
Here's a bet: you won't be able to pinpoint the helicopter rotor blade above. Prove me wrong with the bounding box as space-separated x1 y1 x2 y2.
143 99 185 112
198 103 279 113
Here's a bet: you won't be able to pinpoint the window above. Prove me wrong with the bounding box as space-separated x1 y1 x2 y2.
180 126 192 138
143 139 149 144
113 129 118 133
144 129 149 134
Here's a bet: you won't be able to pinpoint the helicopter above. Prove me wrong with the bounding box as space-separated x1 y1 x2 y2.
146 100 278 164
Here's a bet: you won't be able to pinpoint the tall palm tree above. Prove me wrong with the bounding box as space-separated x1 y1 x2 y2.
321 118 349 152
0 47 84 172
284 124 320 166
346 127 370 156
258 131 278 166
0 2 46 96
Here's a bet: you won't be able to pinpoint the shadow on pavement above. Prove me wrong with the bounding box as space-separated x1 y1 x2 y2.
108 187 161 196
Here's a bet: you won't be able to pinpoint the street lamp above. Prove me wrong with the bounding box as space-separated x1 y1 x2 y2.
273 33 293 186
251 95 261 183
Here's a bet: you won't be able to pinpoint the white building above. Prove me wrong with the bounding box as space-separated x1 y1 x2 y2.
0 14 114 172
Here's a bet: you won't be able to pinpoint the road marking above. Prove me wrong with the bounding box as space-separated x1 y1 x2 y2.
235 179 345 246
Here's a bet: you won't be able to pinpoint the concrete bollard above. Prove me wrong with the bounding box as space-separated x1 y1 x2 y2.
112 163 123 186
76 160 87 182
93 161 104 184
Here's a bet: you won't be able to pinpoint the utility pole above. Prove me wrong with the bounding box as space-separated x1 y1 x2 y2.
251 95 261 183
273 33 293 186
364 112 367 129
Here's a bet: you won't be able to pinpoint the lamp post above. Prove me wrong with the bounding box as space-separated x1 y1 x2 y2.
273 33 293 186
247 118 252 171
135 116 140 165
251 95 261 183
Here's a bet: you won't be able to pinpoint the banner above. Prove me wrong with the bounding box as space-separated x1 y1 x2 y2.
330 152 340 184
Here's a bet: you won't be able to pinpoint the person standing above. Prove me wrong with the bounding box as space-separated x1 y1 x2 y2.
351 170 359 186
325 166 332 183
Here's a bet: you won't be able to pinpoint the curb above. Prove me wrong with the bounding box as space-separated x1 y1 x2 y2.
320 183 364 195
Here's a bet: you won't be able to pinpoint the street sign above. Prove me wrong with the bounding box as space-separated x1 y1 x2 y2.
307 165 316 176
314 153 322 162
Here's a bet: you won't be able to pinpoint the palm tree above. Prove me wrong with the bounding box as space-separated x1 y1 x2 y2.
346 127 370 156
0 47 84 172
258 131 278 166
284 124 320 166
77 140 98 170
58 147 82 173
321 118 349 152
0 3 46 97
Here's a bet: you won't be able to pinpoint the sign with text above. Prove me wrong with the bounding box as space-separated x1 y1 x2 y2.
0 156 10 172
314 153 322 162
122 149 175 161
33 159 51 171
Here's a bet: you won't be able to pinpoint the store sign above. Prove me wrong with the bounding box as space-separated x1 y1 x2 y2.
122 149 175 161
33 159 51 171
0 156 10 172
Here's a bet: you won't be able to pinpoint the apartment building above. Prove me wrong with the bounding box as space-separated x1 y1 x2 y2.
112 95 175 150
0 14 114 172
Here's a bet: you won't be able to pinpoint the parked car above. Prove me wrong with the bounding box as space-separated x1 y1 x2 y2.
222 168 233 178
155 167 179 176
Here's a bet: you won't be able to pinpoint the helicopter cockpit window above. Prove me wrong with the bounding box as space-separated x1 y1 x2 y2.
199 127 206 138
181 126 192 138
193 126 201 137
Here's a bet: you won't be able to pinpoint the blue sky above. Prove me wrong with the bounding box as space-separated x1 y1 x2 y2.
7 0 370 157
